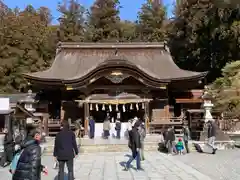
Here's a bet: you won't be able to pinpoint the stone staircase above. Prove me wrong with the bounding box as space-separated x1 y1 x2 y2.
43 134 160 154
42 134 235 155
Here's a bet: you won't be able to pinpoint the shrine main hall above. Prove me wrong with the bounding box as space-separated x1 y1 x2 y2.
23 42 207 136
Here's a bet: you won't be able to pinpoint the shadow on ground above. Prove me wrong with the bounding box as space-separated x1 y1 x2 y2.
124 154 132 158
54 172 68 180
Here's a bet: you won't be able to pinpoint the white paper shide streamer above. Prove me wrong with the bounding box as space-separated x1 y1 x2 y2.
123 104 126 112
109 104 112 112
96 104 99 111
102 104 105 111
130 104 133 110
142 102 145 109
136 103 139 110
116 104 119 111
90 104 93 111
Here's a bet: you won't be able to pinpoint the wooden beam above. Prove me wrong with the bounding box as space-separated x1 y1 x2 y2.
175 98 203 103
81 85 148 90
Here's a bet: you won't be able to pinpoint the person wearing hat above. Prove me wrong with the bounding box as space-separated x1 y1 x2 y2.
176 138 184 155
12 127 47 180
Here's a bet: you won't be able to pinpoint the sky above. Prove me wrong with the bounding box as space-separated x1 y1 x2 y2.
3 0 175 24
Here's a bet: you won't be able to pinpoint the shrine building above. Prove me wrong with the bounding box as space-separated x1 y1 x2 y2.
23 42 207 136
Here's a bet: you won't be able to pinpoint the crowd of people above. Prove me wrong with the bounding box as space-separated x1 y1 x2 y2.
0 121 78 180
160 120 217 155
0 116 218 180
0 126 48 180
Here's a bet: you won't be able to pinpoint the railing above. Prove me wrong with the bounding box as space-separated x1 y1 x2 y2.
150 117 183 124
48 119 61 125
148 117 183 134
219 118 240 132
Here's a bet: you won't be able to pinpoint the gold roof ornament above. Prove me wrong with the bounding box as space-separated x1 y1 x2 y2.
66 86 73 90
111 71 123 76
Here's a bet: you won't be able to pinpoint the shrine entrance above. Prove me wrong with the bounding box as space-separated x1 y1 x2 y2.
78 93 151 137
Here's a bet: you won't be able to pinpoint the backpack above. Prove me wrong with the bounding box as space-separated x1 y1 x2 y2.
193 143 203 153
9 149 24 174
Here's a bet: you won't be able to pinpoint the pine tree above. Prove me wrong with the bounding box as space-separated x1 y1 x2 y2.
168 0 240 81
120 20 139 42
137 0 166 42
86 0 121 42
58 0 85 42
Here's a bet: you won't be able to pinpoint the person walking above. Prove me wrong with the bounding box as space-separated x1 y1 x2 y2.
12 128 47 180
138 122 146 161
103 117 111 139
54 121 78 180
124 121 142 171
74 118 82 138
182 125 190 153
115 119 121 139
0 128 14 167
206 120 217 154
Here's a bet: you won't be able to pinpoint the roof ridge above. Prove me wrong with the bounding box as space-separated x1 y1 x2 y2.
58 42 166 49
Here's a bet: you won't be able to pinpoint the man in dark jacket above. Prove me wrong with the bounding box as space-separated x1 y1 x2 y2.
166 126 176 154
124 122 142 170
182 125 190 153
115 119 121 139
54 120 78 180
89 116 95 139
12 128 47 180
206 120 217 154
0 128 14 167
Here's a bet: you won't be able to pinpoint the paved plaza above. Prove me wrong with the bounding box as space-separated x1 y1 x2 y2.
173 149 240 180
0 151 214 180
1 150 240 180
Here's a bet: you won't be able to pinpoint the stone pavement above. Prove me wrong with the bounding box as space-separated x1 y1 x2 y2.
173 149 240 180
0 151 212 180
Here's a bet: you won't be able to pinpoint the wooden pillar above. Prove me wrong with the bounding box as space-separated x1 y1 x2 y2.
5 114 12 137
39 117 43 135
84 103 89 136
166 85 170 118
4 114 10 129
145 102 150 133
44 116 49 136
60 102 65 121
164 105 170 118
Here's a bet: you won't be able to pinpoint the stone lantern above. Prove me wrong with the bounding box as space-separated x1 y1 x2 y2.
202 86 214 123
21 89 36 124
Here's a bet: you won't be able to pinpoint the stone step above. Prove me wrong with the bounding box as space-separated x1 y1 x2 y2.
42 135 235 155
43 134 161 154
43 142 159 155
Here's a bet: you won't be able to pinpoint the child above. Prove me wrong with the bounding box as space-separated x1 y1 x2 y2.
176 138 184 155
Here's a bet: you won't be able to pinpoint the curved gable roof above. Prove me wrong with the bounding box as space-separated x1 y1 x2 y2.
24 42 207 83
